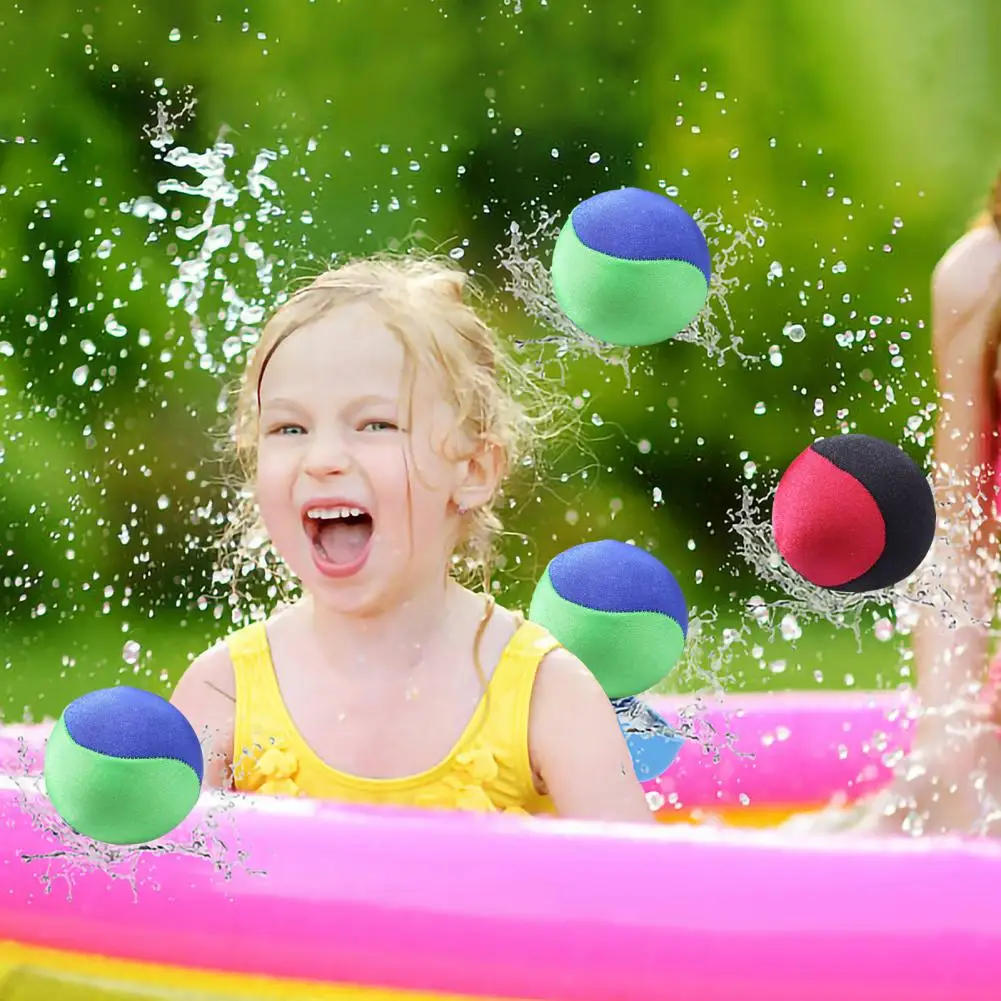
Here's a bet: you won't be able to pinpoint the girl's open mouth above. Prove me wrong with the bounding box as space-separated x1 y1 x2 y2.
303 505 374 570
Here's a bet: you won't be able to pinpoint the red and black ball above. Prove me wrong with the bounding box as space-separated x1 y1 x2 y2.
771 434 936 593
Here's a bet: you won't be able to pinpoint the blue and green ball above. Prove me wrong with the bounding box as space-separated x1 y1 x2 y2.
528 539 689 781
43 686 204 846
551 187 711 347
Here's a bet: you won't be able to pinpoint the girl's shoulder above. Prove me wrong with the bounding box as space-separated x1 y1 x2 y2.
183 602 300 686
176 636 236 697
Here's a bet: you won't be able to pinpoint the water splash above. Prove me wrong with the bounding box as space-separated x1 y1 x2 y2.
150 139 281 376
728 473 993 645
666 606 756 765
496 201 769 369
7 740 264 902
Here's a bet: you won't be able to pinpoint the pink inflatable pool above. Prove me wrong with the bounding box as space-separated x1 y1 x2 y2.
0 690 999 1001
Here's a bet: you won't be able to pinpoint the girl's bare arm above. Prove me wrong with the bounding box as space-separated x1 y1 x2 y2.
170 644 237 790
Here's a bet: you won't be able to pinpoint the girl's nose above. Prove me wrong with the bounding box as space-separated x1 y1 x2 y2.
303 433 351 477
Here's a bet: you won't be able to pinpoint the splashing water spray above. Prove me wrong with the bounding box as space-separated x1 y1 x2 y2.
497 197 775 770
497 202 768 371
4 44 997 852
6 89 297 894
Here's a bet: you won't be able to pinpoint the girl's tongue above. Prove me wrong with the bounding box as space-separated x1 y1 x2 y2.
314 515 373 564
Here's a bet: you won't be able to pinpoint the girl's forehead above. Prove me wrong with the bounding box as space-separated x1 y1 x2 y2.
258 302 448 412
261 306 404 391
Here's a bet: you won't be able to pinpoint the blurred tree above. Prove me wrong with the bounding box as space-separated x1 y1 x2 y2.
0 0 1000 714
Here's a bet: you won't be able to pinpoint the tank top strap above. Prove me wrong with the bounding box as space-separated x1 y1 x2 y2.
490 618 563 695
227 621 289 784
471 619 562 787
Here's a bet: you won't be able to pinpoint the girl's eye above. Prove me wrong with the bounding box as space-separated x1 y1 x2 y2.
361 420 398 432
271 423 305 435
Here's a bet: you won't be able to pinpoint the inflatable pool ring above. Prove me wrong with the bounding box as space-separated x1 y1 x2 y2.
528 539 688 780
1 691 1000 1001
43 686 204 845
550 186 712 347
772 433 936 592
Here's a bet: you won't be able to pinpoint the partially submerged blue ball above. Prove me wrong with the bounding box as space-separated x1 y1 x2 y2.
528 539 688 700
551 187 711 347
44 686 204 846
613 697 685 783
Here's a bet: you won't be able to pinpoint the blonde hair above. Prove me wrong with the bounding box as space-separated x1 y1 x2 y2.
219 252 559 601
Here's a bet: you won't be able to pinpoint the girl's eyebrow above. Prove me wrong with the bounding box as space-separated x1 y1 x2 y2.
259 396 308 412
350 394 399 408
260 394 399 412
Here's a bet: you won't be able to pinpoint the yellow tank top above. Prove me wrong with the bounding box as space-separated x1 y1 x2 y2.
228 618 559 816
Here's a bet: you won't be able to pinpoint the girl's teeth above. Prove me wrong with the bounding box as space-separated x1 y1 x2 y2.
307 507 364 519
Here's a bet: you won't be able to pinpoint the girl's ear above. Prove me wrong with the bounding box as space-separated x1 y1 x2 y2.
453 440 505 513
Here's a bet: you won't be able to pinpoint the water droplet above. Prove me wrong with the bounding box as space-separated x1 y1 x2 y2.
222 336 243 361
71 365 89 386
753 401 767 416
203 224 232 255
874 618 895 642
729 147 740 159
768 345 783 367
588 152 601 164
783 322 806 343
104 314 127 338
779 614 802 641
168 27 182 42
122 640 141 665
